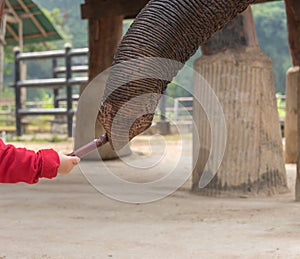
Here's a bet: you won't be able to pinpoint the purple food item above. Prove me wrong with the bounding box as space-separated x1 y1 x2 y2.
68 134 108 158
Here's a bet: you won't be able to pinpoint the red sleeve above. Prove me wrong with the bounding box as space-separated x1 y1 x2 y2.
0 139 60 184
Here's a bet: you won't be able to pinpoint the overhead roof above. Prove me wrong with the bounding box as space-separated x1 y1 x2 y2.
4 0 62 46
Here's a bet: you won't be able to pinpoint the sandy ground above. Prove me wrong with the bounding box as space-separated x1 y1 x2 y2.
1 135 300 258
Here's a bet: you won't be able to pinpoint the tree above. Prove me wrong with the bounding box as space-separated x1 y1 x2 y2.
252 2 291 93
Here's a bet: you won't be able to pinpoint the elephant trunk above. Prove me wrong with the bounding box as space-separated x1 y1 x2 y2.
98 0 254 149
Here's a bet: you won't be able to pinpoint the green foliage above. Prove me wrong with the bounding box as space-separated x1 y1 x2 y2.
35 0 86 48
2 1 291 102
252 1 290 93
169 49 201 100
167 81 192 105
41 7 73 47
123 19 134 35
276 93 286 118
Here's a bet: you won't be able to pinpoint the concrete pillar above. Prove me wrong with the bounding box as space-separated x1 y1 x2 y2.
285 0 300 201
285 66 299 163
192 47 288 196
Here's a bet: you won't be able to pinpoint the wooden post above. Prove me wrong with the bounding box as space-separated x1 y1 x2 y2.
65 43 73 137
297 68 300 200
76 0 130 159
52 59 59 108
193 6 288 196
284 0 300 200
14 47 21 136
87 16 123 85
285 0 300 67
0 0 4 23
20 63 26 109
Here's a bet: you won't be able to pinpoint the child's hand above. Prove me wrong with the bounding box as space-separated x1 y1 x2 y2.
57 152 80 175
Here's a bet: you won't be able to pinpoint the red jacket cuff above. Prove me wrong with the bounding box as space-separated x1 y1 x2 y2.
38 149 60 179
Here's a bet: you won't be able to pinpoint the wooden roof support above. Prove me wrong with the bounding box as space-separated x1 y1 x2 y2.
16 0 47 37
5 0 21 23
6 22 18 42
253 0 282 4
5 30 58 41
81 0 281 20
285 0 300 66
12 2 35 11
5 0 20 23
0 0 4 22
5 14 18 23
81 0 149 19
5 0 23 47
88 15 123 80
0 0 6 44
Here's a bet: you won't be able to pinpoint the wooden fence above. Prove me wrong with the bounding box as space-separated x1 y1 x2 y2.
10 44 88 136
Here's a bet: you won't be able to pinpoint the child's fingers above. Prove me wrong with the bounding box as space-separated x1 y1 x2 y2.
71 156 80 165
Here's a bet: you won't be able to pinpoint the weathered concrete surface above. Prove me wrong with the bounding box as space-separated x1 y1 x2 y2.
193 47 287 196
0 137 299 258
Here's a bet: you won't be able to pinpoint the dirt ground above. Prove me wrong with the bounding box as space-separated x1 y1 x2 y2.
1 135 300 258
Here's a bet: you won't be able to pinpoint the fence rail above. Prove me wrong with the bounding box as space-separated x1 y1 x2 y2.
173 97 193 121
171 94 286 125
0 102 14 125
11 44 89 136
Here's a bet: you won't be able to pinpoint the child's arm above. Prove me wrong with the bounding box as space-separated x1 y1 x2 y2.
0 139 80 184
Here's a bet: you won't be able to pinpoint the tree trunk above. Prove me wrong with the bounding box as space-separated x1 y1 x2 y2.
192 7 288 196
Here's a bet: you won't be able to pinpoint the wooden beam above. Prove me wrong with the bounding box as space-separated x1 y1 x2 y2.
6 23 19 42
5 0 21 23
81 0 149 19
11 2 35 11
80 0 282 19
0 0 4 24
0 12 6 44
5 30 58 41
16 0 47 37
253 0 282 4
5 14 18 23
